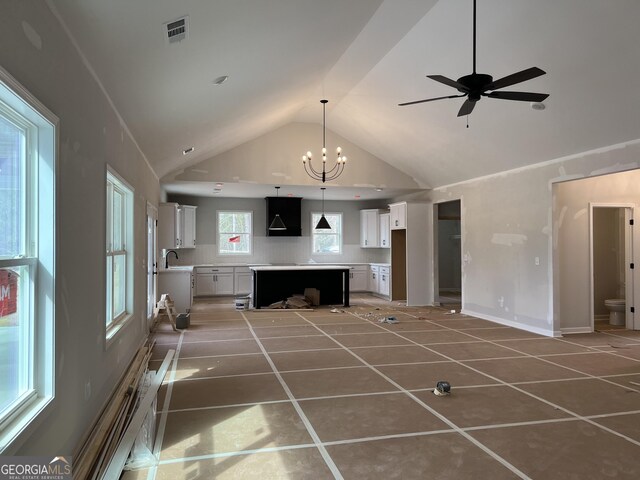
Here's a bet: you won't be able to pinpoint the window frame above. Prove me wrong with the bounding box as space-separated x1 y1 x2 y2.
311 212 343 255
105 167 134 341
0 65 57 454
217 210 253 256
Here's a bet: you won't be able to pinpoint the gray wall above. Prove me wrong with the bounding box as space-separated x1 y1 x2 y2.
0 1 160 455
167 194 391 265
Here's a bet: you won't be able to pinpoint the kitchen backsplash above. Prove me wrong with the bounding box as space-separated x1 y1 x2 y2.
166 238 390 266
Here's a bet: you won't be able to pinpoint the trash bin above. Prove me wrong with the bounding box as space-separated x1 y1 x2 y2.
176 313 190 329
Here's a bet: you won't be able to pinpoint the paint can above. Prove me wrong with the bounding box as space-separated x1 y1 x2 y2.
235 296 250 310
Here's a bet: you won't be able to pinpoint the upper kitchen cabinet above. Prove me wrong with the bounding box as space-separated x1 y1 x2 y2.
159 203 197 249
379 213 390 248
360 209 389 248
389 202 407 230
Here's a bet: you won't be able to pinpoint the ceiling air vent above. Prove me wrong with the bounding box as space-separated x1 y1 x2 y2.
164 16 189 44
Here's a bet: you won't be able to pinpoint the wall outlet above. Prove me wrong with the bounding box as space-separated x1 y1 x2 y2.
535 256 540 266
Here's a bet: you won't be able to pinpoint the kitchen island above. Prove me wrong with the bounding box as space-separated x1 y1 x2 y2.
250 265 350 309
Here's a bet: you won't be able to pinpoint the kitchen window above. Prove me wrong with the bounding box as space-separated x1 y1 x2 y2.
218 211 252 255
0 68 56 452
311 213 342 254
106 168 134 338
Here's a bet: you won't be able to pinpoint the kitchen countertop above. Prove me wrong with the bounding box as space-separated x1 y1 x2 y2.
250 265 351 271
164 262 390 270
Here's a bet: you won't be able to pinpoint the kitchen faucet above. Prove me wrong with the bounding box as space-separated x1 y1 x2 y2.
165 250 178 269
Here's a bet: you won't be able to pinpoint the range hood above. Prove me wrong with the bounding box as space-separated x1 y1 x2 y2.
266 197 302 236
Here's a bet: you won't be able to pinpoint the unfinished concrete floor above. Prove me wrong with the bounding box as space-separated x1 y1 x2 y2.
123 294 640 479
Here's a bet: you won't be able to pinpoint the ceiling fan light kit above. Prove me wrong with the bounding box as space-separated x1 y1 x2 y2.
399 0 549 117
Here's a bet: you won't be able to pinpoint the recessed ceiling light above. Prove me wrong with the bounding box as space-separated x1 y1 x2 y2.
530 102 546 111
182 146 194 155
376 188 383 192
213 75 229 86
215 182 224 187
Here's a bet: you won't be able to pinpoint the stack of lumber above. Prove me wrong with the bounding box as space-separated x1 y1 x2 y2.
72 344 153 480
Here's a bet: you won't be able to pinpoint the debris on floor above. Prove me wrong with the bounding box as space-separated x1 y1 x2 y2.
378 316 399 324
267 295 312 309
330 308 344 313
433 380 451 396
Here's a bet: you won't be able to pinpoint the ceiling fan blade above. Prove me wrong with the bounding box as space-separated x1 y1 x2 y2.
398 94 466 107
485 67 546 91
427 75 470 92
485 91 549 102
457 99 476 117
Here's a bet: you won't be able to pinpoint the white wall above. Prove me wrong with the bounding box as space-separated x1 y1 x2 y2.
166 195 391 265
401 139 640 336
0 1 160 455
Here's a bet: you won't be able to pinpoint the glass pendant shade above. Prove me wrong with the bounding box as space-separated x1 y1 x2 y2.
269 213 287 231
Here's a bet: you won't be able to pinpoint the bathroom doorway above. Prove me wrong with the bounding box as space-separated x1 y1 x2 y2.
434 200 462 307
590 204 634 331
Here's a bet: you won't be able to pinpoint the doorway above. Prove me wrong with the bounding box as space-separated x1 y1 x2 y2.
146 203 158 329
590 204 634 331
434 200 462 306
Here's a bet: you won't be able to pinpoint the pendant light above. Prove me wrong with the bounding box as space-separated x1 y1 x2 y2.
315 187 332 230
268 186 287 231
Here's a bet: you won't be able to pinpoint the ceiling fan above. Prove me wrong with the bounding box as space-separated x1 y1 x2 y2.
399 0 549 117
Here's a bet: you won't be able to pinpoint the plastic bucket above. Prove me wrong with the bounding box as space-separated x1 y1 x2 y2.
235 296 250 310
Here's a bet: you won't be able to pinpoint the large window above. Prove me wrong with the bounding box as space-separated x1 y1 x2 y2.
311 213 342 254
218 211 252 255
106 169 134 336
0 68 56 452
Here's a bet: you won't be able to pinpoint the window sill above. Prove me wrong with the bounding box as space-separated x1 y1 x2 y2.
106 313 134 348
0 395 54 454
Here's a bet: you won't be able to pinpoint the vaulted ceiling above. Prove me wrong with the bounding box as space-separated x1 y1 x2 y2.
50 0 640 197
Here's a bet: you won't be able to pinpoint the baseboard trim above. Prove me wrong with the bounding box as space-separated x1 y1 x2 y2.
560 326 593 335
460 309 556 338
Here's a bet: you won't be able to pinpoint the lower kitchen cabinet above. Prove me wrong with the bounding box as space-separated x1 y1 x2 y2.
234 267 253 295
195 267 234 296
349 266 368 292
369 265 380 294
158 270 194 314
379 266 390 297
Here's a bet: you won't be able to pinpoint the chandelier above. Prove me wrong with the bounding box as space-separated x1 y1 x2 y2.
302 99 347 183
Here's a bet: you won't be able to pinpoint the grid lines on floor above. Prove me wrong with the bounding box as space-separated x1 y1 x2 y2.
124 294 640 480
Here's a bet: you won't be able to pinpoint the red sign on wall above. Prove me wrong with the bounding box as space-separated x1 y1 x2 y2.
0 270 18 317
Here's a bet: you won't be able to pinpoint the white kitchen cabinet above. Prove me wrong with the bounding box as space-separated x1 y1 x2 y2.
389 202 407 230
348 265 368 292
379 266 390 297
360 209 380 248
159 203 197 249
379 213 390 248
234 267 253 295
180 205 197 248
195 267 234 296
158 269 194 313
369 265 380 293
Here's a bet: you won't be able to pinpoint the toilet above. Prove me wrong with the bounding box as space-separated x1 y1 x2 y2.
604 299 626 326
